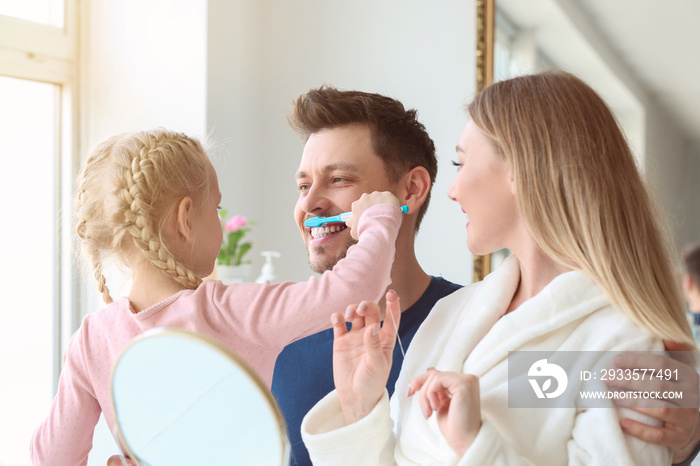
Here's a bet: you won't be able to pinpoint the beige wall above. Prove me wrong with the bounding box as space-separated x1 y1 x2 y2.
646 109 700 251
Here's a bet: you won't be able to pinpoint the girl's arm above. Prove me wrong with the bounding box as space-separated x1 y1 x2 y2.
30 329 103 466
210 199 403 349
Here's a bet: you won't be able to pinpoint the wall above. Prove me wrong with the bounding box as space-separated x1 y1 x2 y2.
646 110 700 250
80 0 208 462
505 0 700 256
207 0 476 285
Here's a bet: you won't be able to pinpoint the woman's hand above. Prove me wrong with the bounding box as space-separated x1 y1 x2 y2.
332 290 401 425
409 369 482 457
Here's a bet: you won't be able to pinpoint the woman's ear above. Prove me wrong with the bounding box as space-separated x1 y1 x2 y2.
400 166 431 217
176 197 194 243
507 165 516 195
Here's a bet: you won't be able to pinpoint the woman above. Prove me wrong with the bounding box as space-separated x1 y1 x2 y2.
300 70 696 465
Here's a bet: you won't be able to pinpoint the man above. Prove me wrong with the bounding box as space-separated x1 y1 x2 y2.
271 87 462 466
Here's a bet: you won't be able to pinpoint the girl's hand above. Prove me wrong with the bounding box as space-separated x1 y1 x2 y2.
331 290 401 425
347 191 400 240
107 455 137 466
408 369 482 457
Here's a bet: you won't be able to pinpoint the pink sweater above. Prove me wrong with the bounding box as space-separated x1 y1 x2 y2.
30 204 401 466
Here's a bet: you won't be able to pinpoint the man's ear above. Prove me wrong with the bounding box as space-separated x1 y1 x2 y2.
176 197 194 243
400 166 431 216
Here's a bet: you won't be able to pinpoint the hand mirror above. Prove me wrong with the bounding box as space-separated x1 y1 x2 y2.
110 327 289 465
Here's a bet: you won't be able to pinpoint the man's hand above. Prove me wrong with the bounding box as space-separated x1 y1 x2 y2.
606 341 699 463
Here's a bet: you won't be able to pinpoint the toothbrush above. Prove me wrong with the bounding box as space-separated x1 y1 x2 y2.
305 205 409 228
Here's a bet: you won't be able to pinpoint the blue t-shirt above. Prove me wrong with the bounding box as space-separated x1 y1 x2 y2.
271 276 462 466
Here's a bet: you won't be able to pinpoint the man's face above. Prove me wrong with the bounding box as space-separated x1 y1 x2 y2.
294 125 397 273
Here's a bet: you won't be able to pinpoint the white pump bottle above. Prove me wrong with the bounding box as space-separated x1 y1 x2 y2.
255 251 280 283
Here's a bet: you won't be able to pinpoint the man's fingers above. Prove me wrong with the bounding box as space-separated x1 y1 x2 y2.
612 395 678 413
619 418 667 445
618 406 699 431
605 375 682 394
664 340 695 353
620 417 693 450
664 340 698 366
614 352 680 371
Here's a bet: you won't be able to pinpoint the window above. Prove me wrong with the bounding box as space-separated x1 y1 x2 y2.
0 3 79 464
0 0 65 27
0 76 59 462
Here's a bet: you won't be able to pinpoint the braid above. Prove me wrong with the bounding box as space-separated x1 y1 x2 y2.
117 132 203 290
75 129 210 305
75 141 117 304
89 242 112 304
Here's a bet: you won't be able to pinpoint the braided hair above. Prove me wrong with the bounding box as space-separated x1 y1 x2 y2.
75 128 210 304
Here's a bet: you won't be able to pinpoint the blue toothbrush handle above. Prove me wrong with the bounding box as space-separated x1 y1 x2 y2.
305 205 408 227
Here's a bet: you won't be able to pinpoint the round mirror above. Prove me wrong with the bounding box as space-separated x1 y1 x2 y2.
110 327 289 465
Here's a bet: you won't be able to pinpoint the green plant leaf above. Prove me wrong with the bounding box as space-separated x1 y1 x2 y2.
235 242 252 266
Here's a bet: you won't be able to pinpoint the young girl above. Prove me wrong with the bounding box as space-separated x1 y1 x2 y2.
301 71 697 465
30 128 404 465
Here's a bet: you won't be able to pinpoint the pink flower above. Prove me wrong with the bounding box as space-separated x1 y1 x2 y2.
224 215 247 232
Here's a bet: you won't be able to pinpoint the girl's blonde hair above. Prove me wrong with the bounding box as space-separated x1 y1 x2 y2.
469 70 695 347
75 128 211 304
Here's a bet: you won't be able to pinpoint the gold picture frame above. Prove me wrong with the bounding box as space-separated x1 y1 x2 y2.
472 0 495 282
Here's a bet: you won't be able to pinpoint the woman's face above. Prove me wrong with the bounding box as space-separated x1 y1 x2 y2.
448 121 520 256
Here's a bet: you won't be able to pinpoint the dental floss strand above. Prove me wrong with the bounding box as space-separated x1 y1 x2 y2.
388 308 405 358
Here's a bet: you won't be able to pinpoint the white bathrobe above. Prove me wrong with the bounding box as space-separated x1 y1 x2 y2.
301 256 672 465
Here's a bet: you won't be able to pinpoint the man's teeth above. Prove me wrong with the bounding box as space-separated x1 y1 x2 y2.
310 224 347 239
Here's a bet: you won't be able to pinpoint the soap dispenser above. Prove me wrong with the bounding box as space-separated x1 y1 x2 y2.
255 251 280 283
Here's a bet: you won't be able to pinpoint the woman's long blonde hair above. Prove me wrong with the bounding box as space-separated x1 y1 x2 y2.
75 128 211 304
469 70 695 347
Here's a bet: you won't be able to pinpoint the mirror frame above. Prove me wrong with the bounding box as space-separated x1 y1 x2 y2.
473 0 495 282
110 327 290 466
